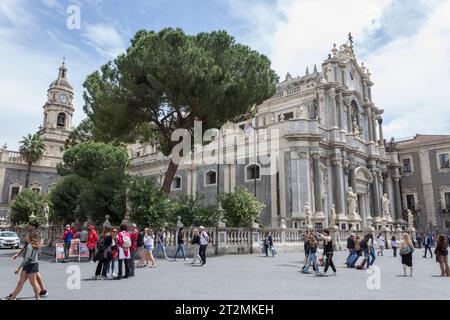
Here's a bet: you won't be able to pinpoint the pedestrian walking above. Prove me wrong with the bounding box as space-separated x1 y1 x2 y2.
400 233 414 277
416 234 423 249
423 233 433 258
391 236 398 257
93 227 113 280
3 225 41 300
377 233 385 256
87 225 98 262
362 233 375 269
5 221 48 299
139 228 156 268
199 226 209 266
346 234 356 266
172 227 187 261
114 224 131 280
434 234 450 277
129 224 139 277
317 230 336 276
301 235 323 276
190 228 202 265
61 224 73 263
267 233 275 257
302 233 311 271
154 229 169 259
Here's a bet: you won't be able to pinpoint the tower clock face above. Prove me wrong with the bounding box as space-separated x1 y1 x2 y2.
59 94 68 104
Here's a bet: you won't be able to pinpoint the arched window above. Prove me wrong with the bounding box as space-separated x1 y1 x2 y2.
57 113 66 128
204 170 217 186
245 163 261 181
171 176 182 190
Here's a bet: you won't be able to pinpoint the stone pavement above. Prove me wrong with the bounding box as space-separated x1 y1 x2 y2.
0 248 449 300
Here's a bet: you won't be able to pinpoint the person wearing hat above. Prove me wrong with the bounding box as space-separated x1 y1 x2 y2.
61 224 73 263
87 226 99 262
198 226 209 266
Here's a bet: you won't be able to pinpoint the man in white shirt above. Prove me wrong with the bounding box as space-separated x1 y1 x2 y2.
199 226 209 266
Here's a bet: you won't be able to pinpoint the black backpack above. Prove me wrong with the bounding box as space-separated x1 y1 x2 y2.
137 232 144 247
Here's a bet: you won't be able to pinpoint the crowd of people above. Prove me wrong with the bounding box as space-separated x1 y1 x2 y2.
3 221 450 300
88 224 211 280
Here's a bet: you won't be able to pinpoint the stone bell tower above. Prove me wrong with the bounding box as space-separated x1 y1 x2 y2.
38 60 74 158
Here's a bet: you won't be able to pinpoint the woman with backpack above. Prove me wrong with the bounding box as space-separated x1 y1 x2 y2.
114 224 131 280
87 226 98 262
399 233 414 277
94 227 113 280
434 234 450 277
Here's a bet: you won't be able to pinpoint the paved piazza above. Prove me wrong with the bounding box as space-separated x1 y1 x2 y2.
0 249 448 300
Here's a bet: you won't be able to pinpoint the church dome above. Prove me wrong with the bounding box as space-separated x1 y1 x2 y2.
49 61 73 91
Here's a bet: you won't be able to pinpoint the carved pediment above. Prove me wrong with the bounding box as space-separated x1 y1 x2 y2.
355 166 373 183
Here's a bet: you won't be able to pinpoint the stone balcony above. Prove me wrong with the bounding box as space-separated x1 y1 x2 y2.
0 149 62 168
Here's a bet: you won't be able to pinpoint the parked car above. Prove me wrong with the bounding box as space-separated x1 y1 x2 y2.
0 231 20 249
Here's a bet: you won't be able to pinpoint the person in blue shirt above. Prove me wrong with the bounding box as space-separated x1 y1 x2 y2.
61 225 73 262
423 233 433 258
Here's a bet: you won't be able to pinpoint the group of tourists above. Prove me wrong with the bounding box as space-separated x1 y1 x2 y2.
89 224 211 280
2 221 49 300
301 230 336 276
344 231 450 277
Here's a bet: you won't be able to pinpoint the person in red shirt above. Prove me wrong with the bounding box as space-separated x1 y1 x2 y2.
129 223 139 277
87 226 99 262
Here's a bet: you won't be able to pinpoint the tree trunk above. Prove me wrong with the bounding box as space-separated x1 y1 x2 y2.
25 162 32 188
162 158 179 193
160 114 196 193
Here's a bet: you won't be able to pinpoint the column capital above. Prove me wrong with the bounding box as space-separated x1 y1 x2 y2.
331 157 342 166
311 152 321 159
393 175 401 182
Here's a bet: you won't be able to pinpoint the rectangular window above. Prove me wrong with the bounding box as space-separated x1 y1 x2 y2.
439 153 450 169
278 112 294 121
445 192 450 210
406 194 415 210
402 158 412 173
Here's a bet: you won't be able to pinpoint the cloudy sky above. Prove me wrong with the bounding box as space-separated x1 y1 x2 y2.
1 0 449 150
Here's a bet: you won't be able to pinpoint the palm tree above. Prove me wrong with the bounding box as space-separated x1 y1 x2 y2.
19 134 45 188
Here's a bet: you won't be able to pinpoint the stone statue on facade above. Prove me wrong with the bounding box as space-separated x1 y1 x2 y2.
43 202 50 227
347 187 358 218
304 202 313 228
382 193 391 219
329 204 337 229
407 209 414 228
352 120 360 138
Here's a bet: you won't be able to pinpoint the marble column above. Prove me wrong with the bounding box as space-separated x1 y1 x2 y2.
378 117 384 147
372 115 378 144
290 151 300 217
367 109 373 143
329 88 338 128
312 152 323 215
337 93 345 131
346 100 352 134
371 167 381 221
348 160 356 191
393 175 403 223
332 157 345 216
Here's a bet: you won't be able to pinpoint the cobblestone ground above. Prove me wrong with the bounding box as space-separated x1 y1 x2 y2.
0 248 449 300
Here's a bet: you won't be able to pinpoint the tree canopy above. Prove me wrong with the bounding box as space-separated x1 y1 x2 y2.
10 189 46 225
220 186 265 227
83 28 278 192
19 133 45 188
50 142 129 225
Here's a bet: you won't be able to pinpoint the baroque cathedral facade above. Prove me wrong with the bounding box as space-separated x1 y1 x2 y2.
1 38 448 232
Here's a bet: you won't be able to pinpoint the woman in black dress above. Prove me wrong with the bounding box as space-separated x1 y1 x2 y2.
400 233 414 277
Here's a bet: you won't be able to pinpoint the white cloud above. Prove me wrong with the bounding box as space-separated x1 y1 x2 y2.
226 0 450 138
82 23 126 58
0 0 35 28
